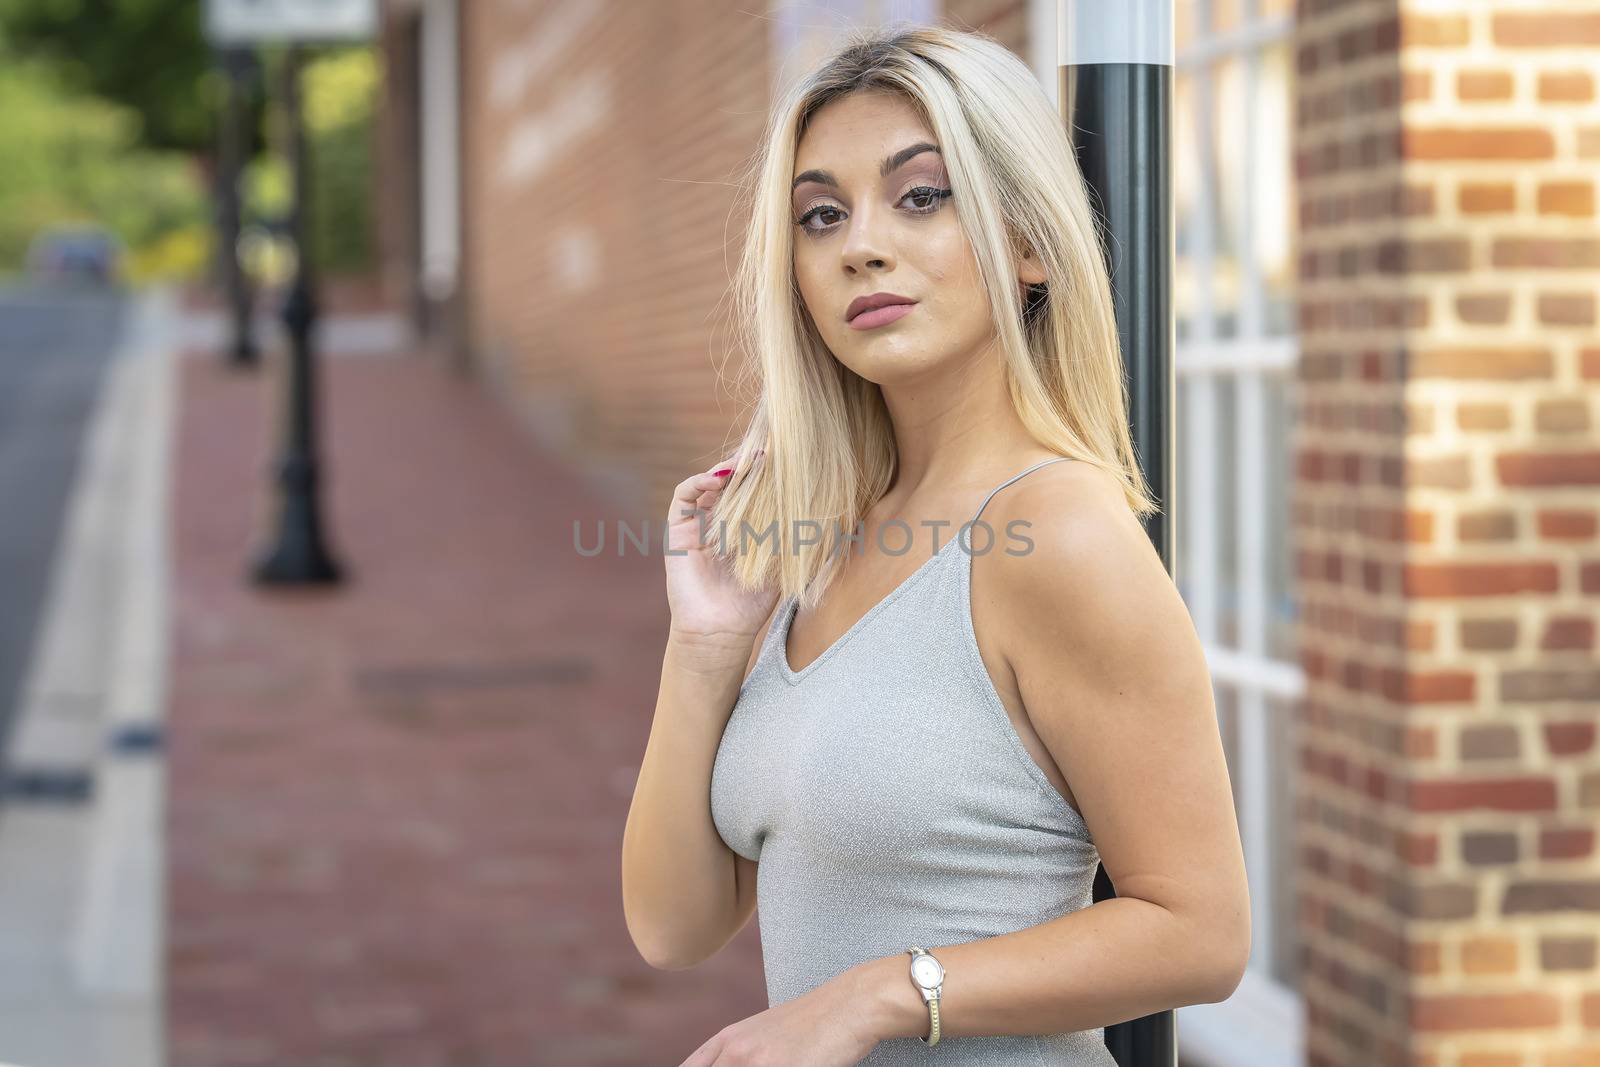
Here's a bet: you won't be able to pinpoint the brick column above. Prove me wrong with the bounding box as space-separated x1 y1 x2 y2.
1295 3 1600 1064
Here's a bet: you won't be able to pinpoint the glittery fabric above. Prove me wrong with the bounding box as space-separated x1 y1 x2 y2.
710 458 1118 1065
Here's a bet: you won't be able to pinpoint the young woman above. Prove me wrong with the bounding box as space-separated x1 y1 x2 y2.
622 23 1249 1066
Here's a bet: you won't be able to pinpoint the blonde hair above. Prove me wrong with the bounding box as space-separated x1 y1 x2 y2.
712 22 1158 607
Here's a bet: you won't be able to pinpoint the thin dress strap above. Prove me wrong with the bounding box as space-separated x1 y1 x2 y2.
969 456 1074 526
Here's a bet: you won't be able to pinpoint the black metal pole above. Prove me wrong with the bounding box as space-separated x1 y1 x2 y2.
1061 3 1178 1065
216 45 259 367
251 43 343 586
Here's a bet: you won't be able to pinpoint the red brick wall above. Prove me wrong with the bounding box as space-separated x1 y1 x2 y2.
456 2 770 511
943 0 1028 52
450 2 1032 515
1294 3 1600 1063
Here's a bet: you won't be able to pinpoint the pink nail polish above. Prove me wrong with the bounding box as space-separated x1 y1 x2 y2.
713 468 733 478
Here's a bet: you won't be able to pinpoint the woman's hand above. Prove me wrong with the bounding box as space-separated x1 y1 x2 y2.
676 968 883 1067
664 450 778 643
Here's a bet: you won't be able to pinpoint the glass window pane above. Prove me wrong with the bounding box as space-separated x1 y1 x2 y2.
1177 375 1190 601
1255 41 1297 338
1211 0 1246 34
1211 56 1245 340
1176 373 1192 602
1176 0 1201 53
1265 372 1299 662
1174 70 1201 344
1216 374 1239 648
1267 694 1303 990
1215 682 1241 813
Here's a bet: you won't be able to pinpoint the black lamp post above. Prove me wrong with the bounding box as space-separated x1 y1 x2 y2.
217 45 259 368
1060 2 1179 1065
250 43 343 586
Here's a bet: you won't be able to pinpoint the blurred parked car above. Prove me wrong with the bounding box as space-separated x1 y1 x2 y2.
26 225 124 287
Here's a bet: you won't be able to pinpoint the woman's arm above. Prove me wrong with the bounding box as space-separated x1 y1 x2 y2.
622 459 777 970
621 607 773 971
845 465 1250 1037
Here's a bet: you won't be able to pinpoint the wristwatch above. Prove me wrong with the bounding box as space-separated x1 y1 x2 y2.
906 946 944 1046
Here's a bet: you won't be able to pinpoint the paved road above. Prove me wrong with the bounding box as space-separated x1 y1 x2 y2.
0 284 127 759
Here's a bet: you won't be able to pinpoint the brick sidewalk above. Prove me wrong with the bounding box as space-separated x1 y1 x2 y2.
166 344 764 1066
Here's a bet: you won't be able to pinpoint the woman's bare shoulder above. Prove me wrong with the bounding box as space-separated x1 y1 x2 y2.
985 460 1138 564
982 459 1174 658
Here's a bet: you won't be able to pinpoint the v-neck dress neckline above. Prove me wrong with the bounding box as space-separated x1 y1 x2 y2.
778 534 963 684
774 454 1075 687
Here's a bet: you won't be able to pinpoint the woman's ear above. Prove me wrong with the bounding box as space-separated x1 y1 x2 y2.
1014 243 1048 288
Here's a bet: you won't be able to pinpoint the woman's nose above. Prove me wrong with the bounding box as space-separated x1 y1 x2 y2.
839 206 895 273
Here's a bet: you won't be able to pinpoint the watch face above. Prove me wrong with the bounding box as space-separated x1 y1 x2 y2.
912 956 943 987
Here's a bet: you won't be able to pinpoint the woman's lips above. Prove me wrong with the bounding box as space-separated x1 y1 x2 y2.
847 302 917 330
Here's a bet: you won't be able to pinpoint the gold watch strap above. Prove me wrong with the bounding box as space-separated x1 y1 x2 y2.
909 946 943 1046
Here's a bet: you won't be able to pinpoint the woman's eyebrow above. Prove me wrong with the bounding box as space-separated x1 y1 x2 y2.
791 142 942 192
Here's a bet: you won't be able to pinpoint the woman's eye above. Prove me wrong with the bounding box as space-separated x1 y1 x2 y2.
903 186 952 212
796 204 845 231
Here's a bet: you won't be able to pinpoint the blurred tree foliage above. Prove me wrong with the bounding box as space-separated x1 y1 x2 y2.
0 54 210 279
241 46 378 275
305 46 378 274
0 0 216 152
0 3 378 280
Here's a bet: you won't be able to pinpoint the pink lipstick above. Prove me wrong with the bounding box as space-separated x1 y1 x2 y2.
845 291 919 331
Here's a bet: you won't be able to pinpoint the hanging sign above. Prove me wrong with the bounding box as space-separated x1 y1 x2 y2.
205 0 377 43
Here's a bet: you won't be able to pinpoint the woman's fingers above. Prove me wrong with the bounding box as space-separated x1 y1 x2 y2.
669 464 732 517
667 449 762 526
667 461 745 545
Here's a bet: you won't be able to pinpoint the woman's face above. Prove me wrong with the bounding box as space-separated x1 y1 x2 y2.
789 90 1042 384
